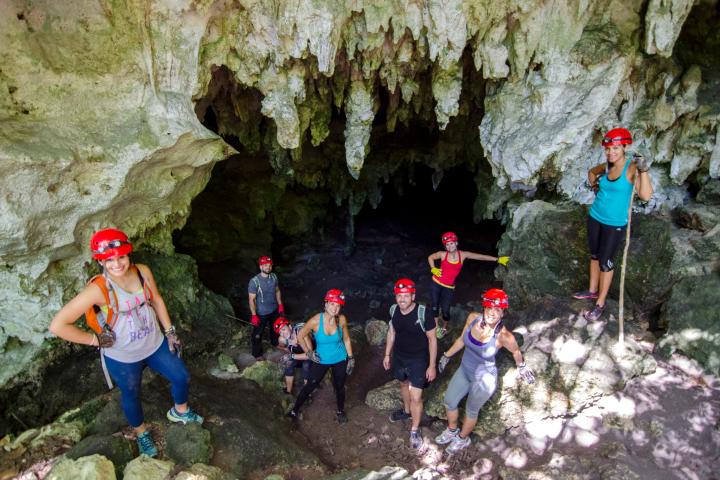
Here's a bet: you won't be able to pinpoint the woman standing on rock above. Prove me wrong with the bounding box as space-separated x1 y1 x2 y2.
274 316 311 395
435 289 534 454
573 128 653 321
286 289 354 424
49 228 203 458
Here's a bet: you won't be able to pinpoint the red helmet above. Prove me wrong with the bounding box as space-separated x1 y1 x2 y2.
394 278 416 295
602 128 632 147
324 289 345 305
90 228 133 260
258 256 273 266
442 232 458 244
482 288 509 309
273 317 290 334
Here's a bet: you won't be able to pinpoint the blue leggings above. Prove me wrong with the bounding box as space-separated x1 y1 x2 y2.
104 338 190 428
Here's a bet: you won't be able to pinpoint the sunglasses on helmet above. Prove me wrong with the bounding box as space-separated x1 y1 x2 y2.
395 283 414 289
603 136 631 143
94 239 130 253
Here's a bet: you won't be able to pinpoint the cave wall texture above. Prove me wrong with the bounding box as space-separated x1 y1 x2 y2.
1 0 719 389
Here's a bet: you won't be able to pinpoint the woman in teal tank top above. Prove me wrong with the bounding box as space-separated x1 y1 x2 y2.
573 128 653 321
287 289 355 424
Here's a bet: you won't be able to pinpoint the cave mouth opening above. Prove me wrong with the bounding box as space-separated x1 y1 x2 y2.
177 58 504 323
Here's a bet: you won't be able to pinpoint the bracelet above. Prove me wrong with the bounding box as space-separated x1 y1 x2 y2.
164 325 176 335
90 334 98 347
384 354 390 357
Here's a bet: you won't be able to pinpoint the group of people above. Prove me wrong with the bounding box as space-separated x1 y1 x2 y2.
47 127 652 458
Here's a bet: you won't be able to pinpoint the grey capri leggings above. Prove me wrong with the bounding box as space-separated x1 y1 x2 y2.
444 366 497 419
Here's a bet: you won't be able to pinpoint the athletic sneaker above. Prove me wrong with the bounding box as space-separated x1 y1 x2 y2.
584 303 606 322
572 290 599 300
286 409 298 421
389 408 411 422
409 430 423 449
167 407 204 425
446 434 471 454
435 427 460 445
136 431 158 457
436 326 447 339
336 411 348 424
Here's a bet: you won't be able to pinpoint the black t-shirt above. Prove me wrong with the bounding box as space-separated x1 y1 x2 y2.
390 303 434 358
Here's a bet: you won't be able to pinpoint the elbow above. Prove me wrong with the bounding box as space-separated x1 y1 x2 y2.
48 318 60 336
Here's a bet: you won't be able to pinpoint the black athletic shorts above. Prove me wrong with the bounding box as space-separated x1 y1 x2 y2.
392 354 429 389
587 215 626 272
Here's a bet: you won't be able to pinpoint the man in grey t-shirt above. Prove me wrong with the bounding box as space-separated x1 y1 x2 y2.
248 256 284 360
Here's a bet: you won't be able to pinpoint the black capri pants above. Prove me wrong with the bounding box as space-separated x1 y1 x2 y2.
587 215 626 272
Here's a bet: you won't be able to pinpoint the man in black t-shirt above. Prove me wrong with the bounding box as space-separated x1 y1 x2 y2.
383 278 437 449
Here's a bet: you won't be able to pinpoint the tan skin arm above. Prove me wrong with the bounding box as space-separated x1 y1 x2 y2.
248 292 257 316
298 314 320 354
49 283 106 346
137 264 172 331
442 312 477 358
497 328 525 366
339 315 353 357
425 327 438 381
628 163 654 201
460 250 498 262
383 323 396 370
428 251 444 269
588 163 607 187
275 286 283 307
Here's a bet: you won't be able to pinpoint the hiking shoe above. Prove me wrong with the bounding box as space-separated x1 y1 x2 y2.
286 409 298 421
584 303 606 322
446 434 471 454
573 290 599 300
435 427 460 445
409 430 423 449
436 326 447 339
389 408 411 422
336 411 348 424
167 407 204 425
136 431 158 458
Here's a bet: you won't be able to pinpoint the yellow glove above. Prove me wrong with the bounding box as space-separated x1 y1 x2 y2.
497 256 510 266
431 267 442 277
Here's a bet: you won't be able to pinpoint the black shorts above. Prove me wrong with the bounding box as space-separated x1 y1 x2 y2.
586 215 626 272
392 354 429 389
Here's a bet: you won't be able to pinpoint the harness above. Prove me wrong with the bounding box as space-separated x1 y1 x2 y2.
389 303 428 333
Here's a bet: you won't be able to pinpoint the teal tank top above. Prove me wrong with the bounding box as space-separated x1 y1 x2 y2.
589 159 634 227
315 313 347 365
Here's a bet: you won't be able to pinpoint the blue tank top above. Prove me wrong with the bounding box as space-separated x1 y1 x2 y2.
461 315 500 378
589 159 634 227
315 313 347 365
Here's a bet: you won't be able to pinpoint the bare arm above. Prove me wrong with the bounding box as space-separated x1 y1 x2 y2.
248 293 257 316
631 164 654 201
426 329 437 368
298 315 319 353
384 323 395 357
588 163 606 186
498 328 524 366
427 251 443 269
275 286 283 307
49 284 105 346
461 250 498 262
443 312 476 358
138 264 172 331
340 315 353 357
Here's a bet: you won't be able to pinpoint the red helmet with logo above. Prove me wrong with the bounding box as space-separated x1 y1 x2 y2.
90 228 133 260
602 128 632 147
441 232 458 244
324 289 345 305
259 256 273 266
482 288 509 309
273 317 290 334
394 278 416 295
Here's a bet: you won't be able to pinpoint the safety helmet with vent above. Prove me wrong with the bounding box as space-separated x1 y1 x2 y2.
90 228 133 260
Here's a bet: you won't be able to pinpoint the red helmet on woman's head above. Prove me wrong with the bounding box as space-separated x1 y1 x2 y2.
482 288 509 309
394 278 416 295
90 228 132 260
442 232 458 244
325 289 345 305
602 128 632 147
273 317 290 334
259 256 273 266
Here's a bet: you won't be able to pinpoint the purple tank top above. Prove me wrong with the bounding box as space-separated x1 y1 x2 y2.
461 315 500 378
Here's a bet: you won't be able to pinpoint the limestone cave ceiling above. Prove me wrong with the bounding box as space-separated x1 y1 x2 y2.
0 0 719 389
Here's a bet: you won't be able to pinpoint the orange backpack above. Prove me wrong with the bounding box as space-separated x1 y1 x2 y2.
85 265 154 333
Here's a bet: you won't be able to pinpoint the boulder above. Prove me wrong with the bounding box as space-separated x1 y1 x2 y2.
86 396 126 436
240 360 285 403
175 463 230 480
47 454 116 480
217 354 239 374
66 434 134 477
364 380 403 413
165 423 213 466
123 455 175 480
364 319 388 346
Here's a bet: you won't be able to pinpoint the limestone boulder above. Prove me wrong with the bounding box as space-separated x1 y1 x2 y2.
165 423 213 467
47 454 116 480
364 319 388 346
123 455 174 480
364 380 403 413
175 463 231 480
66 434 134 477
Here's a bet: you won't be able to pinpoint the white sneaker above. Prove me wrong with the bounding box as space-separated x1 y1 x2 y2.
446 435 471 454
435 427 459 445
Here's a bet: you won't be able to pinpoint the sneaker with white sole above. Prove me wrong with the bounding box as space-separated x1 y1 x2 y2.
583 303 606 322
136 431 158 457
446 434 471 454
435 427 460 445
409 429 423 449
167 407 204 425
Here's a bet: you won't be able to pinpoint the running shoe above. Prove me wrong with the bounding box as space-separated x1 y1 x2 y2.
167 407 204 425
336 411 348 424
436 326 447 339
389 408 411 422
409 430 423 449
435 427 460 445
286 409 298 421
572 290 599 300
584 303 606 322
446 434 471 454
136 431 158 457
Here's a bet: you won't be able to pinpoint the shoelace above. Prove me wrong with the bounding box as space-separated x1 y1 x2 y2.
138 433 154 450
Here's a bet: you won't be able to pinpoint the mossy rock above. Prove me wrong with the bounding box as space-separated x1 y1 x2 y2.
165 423 213 466
123 455 175 480
67 434 134 477
47 454 117 480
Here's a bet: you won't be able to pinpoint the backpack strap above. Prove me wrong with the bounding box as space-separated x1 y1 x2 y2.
85 275 119 334
389 304 397 328
416 304 426 333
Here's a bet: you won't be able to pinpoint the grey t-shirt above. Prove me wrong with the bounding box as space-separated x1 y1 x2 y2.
248 273 279 315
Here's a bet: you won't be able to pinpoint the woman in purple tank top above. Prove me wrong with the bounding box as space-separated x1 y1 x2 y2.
434 289 535 454
50 228 203 458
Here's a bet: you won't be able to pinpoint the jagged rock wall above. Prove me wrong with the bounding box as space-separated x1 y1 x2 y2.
1 0 718 391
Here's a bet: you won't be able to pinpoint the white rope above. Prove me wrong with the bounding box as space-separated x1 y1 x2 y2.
617 173 639 347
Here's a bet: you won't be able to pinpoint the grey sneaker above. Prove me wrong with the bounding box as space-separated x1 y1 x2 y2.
409 429 423 449
389 408 411 422
446 434 471 454
584 303 606 321
435 427 460 445
572 290 599 300
167 407 204 425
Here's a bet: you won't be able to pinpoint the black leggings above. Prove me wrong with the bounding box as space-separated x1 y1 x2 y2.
431 281 454 320
293 360 348 413
587 215 626 272
251 310 279 357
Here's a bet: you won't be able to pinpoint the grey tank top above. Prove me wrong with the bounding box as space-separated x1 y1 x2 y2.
102 276 164 363
461 315 500 378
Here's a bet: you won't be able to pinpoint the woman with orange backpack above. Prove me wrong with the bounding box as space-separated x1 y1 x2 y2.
49 228 203 458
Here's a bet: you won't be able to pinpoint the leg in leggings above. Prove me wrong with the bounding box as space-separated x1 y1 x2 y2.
330 360 348 413
293 362 331 412
443 368 472 430
144 339 190 406
104 356 145 428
